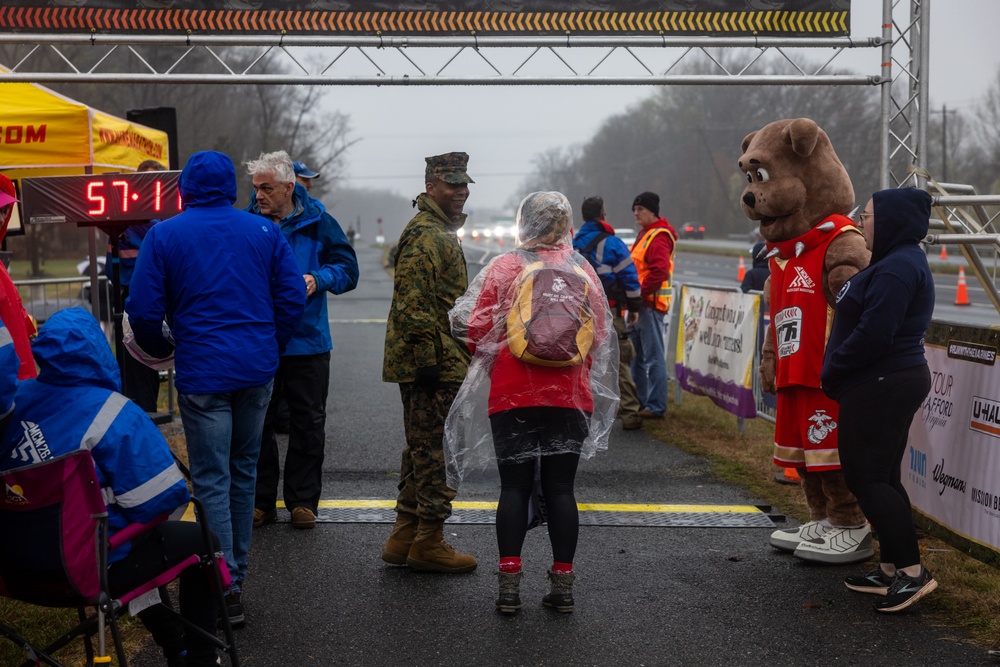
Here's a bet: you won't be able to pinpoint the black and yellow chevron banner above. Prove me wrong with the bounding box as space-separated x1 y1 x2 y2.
0 8 850 37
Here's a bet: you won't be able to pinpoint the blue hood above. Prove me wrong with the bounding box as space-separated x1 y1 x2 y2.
870 188 931 264
33 307 121 392
179 151 238 208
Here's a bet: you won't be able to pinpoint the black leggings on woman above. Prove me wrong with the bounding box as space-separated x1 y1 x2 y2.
837 364 931 569
491 407 587 563
496 453 581 563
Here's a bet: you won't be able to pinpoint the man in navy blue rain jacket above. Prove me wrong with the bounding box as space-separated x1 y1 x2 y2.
0 308 221 666
573 196 644 430
127 150 306 628
245 150 359 530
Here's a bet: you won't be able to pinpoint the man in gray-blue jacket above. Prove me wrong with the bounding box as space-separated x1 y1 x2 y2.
246 150 359 531
128 150 306 629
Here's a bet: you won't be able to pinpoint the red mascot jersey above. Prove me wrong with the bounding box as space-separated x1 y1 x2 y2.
768 215 858 389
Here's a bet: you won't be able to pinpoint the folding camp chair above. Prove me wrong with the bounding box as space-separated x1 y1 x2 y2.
0 449 239 667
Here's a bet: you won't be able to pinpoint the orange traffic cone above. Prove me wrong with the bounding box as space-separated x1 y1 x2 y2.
737 255 746 282
774 466 801 485
955 266 971 306
940 244 947 260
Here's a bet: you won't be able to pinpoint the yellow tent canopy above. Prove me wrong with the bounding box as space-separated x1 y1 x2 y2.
0 70 170 182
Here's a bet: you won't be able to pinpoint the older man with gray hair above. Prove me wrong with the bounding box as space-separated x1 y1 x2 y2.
246 150 359 530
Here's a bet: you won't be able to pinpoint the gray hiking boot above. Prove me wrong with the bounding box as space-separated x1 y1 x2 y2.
542 569 575 613
496 571 522 614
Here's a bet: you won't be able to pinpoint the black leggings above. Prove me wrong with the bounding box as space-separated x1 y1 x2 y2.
496 453 581 563
837 365 931 569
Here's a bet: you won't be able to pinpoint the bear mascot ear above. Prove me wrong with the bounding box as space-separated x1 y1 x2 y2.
782 118 820 158
741 130 758 153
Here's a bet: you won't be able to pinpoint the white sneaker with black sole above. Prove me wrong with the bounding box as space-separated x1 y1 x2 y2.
769 520 829 553
793 524 874 565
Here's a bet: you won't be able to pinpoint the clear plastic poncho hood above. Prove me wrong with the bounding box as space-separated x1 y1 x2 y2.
444 191 620 488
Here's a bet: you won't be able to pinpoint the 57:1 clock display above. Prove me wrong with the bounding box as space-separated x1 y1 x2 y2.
20 171 184 227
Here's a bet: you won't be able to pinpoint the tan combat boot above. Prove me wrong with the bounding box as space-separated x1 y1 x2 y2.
405 519 478 573
381 512 419 565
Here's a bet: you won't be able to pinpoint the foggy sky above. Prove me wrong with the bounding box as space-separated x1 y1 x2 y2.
323 1 1000 217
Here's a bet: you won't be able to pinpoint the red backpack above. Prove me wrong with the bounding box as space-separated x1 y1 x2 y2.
505 259 595 367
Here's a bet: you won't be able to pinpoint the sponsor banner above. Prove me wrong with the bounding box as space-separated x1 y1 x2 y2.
906 327 1000 553
0 1 850 37
674 285 759 419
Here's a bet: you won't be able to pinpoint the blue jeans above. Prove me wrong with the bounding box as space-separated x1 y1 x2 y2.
178 381 273 587
629 307 667 416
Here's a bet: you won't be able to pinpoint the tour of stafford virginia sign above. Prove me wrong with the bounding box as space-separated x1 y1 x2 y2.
1 1 851 37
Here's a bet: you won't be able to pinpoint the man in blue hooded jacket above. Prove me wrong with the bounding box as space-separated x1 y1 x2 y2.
573 196 644 430
127 150 306 628
245 150 359 530
0 308 221 666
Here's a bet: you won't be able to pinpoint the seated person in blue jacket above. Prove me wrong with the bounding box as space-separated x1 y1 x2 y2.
0 308 221 667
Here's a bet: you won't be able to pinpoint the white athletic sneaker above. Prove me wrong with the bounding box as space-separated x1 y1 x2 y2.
793 524 874 565
769 520 829 553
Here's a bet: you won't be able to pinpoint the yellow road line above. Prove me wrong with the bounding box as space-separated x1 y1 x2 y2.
296 500 764 513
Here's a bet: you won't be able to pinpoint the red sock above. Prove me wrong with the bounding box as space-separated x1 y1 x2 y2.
552 561 573 574
499 557 521 573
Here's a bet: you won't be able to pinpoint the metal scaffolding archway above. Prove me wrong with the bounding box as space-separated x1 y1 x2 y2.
2 0 999 313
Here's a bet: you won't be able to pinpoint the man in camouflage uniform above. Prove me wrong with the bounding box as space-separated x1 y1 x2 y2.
381 152 477 573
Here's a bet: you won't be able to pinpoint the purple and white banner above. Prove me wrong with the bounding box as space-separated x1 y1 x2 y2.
674 285 759 419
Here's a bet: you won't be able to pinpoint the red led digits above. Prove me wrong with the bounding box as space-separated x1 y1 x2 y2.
87 181 106 216
154 180 162 212
111 180 130 213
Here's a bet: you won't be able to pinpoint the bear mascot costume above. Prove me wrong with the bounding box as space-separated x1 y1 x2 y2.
738 118 873 564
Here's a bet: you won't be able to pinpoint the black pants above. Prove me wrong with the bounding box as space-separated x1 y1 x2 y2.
122 348 162 413
256 352 331 513
107 521 220 666
119 284 161 413
837 364 931 569
491 407 587 564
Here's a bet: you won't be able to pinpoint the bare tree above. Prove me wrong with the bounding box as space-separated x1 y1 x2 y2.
0 44 356 269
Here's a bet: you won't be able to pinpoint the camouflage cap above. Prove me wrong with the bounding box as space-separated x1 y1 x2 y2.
425 152 474 185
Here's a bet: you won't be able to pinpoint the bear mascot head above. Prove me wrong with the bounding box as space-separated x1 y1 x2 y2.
738 117 868 308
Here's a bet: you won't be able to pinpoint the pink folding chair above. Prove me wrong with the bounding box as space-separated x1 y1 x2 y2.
0 449 239 666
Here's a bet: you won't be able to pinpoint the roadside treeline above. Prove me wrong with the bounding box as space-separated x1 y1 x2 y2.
1 44 356 268
515 51 1000 237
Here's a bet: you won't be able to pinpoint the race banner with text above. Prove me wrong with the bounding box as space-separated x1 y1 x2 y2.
1 1 850 37
904 322 1000 554
674 285 759 419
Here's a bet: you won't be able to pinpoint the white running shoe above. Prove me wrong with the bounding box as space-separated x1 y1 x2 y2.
769 520 829 553
793 524 874 565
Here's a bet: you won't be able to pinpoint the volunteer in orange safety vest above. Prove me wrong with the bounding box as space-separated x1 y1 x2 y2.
628 191 677 419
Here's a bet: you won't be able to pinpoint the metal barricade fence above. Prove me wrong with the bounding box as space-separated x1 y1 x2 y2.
14 274 175 414
15 275 114 332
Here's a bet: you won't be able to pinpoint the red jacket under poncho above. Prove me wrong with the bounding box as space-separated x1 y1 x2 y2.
466 245 607 416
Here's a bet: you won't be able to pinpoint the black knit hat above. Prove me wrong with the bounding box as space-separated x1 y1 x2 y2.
632 191 660 217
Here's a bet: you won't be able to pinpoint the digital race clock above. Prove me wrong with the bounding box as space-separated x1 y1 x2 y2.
20 171 183 227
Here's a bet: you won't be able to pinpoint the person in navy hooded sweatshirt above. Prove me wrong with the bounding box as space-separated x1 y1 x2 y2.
127 150 306 628
821 187 936 613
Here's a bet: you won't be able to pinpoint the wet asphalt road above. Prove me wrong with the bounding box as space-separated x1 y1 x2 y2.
135 243 994 667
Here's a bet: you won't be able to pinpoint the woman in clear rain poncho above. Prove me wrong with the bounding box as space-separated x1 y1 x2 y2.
446 191 619 615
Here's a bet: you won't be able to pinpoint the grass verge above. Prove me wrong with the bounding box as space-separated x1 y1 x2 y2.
646 390 1000 653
